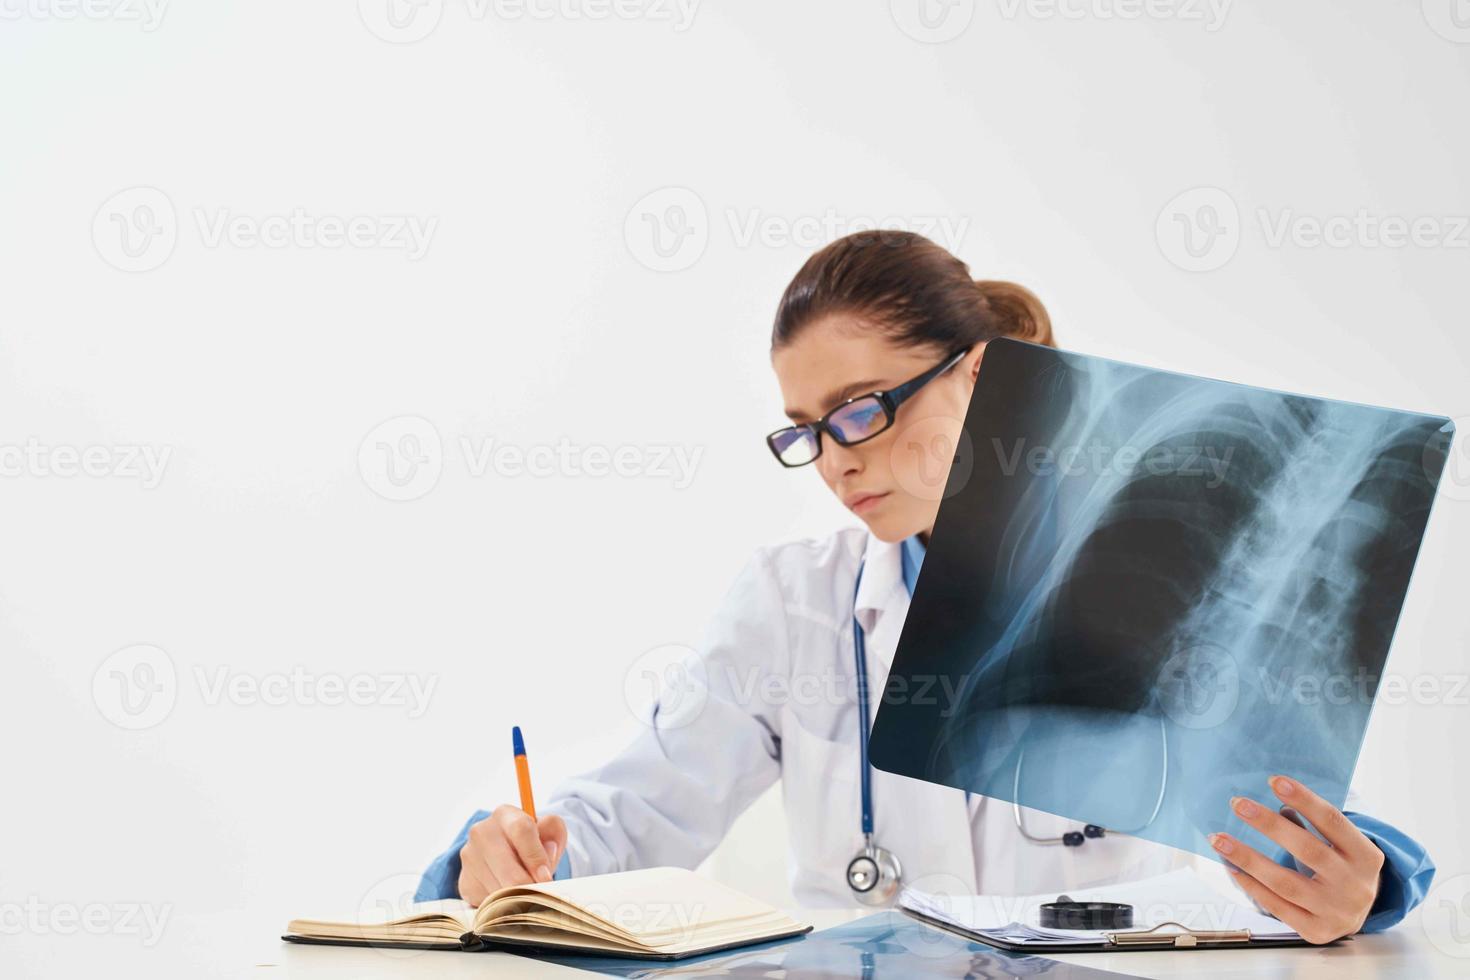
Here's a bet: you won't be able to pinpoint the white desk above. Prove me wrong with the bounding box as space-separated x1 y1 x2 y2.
5 906 1463 978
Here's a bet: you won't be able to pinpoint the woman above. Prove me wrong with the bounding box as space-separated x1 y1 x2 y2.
416 232 1432 944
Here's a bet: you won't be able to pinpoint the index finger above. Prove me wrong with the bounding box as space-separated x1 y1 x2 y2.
1268 776 1374 862
497 806 554 882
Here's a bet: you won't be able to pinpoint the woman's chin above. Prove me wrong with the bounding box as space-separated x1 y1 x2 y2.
857 509 922 544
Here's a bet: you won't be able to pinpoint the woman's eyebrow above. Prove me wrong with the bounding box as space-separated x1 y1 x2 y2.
784 377 886 422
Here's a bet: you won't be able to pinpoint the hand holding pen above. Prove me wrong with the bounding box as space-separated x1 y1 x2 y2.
455 726 568 907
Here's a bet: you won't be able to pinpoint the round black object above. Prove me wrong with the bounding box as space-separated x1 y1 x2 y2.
1039 899 1133 930
1084 824 1106 839
1062 830 1085 847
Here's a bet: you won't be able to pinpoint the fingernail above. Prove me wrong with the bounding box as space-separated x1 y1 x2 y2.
545 842 560 868
1210 833 1236 855
1272 775 1296 797
1231 796 1259 818
535 864 553 883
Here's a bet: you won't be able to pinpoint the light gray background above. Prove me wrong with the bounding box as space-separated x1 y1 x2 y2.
2 0 1468 968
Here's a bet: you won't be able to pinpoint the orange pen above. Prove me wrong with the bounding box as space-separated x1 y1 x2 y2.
512 726 536 821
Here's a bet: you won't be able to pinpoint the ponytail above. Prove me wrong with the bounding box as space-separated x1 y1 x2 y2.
772 231 1058 353
974 279 1055 348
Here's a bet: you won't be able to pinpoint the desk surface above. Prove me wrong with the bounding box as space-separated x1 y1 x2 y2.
5 906 1463 978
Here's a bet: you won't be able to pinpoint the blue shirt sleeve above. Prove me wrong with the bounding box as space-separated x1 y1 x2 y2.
414 810 573 902
1275 810 1434 933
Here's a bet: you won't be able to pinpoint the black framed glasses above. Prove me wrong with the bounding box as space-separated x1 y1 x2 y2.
766 347 971 468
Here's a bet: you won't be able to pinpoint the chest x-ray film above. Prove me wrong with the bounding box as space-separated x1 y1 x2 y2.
868 338 1454 864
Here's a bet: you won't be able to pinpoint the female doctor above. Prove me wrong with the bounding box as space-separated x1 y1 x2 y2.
417 231 1434 944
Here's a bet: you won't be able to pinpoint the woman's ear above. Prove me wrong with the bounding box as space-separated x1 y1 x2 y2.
967 341 989 384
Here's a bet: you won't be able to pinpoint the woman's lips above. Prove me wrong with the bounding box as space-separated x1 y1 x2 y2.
848 491 890 514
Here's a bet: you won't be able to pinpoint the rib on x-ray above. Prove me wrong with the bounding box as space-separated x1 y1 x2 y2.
868 339 1454 864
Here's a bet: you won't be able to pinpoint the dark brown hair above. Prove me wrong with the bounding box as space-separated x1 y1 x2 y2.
771 230 1055 354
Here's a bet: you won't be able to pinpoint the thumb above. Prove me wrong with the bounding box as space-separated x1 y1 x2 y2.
537 814 568 871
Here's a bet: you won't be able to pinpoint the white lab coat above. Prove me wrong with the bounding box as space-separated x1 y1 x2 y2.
545 527 1239 907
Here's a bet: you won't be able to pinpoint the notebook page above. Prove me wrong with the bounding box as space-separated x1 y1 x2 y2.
488 867 794 944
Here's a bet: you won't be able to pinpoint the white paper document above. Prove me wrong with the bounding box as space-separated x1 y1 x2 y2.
900 868 1300 947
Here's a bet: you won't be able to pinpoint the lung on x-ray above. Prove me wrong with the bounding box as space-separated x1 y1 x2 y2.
868 338 1454 864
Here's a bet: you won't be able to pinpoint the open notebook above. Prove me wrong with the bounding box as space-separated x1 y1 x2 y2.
900 868 1330 952
284 867 811 960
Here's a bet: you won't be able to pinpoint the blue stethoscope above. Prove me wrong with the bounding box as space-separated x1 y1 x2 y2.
843 559 1171 906
845 561 904 906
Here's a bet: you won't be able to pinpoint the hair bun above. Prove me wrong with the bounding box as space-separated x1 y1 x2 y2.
974 279 1055 347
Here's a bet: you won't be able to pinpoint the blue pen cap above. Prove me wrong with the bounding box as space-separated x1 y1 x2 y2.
512 725 526 756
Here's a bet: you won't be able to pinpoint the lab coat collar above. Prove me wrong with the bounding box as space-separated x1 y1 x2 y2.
853 532 907 638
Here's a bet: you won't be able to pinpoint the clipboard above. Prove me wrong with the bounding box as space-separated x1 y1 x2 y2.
902 907 1348 953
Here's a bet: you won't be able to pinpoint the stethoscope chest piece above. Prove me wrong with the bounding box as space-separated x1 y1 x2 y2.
846 839 902 906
